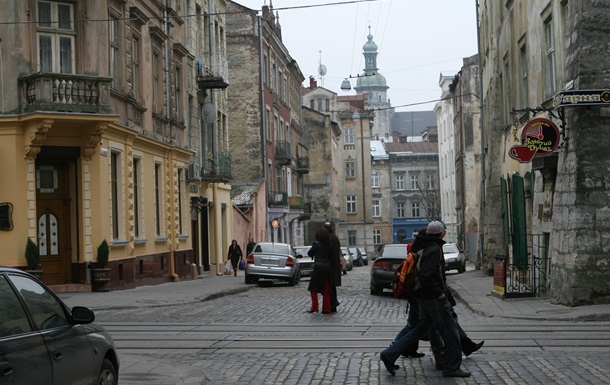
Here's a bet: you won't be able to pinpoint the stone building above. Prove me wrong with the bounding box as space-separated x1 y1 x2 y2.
448 55 482 264
225 2 307 245
435 73 459 245
0 0 233 289
478 0 610 304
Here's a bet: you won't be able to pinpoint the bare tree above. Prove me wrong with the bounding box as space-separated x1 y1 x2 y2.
418 173 441 221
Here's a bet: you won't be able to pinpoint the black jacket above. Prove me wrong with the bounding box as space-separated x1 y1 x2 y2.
410 235 446 299
307 241 333 293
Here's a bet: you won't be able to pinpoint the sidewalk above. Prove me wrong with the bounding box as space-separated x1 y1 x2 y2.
446 263 610 322
58 264 610 322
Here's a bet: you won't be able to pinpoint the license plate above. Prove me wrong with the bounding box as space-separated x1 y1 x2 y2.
262 258 278 266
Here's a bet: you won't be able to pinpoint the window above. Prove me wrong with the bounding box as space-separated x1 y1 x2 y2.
109 16 119 88
411 202 420 217
347 230 357 246
132 37 140 99
325 99 330 111
519 41 529 109
396 202 405 218
153 51 160 112
174 65 182 119
427 175 435 190
9 275 68 331
317 98 322 111
309 99 314 109
372 199 380 217
345 160 355 178
263 54 268 84
274 115 279 141
110 151 122 240
395 173 404 190
346 195 357 214
177 168 183 235
154 162 162 236
344 128 354 144
0 275 33 336
410 174 419 190
133 157 142 238
371 170 380 187
544 18 556 99
272 63 278 93
37 1 75 73
265 108 271 141
373 229 381 245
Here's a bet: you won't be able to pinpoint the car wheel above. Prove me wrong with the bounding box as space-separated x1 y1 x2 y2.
342 268 347 275
98 358 117 385
288 271 299 286
458 261 466 274
370 286 380 295
245 275 255 284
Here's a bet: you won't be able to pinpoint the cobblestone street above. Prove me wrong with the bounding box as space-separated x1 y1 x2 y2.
78 264 610 385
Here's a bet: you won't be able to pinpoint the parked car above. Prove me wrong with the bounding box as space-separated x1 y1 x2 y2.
340 247 353 274
245 242 301 286
358 247 369 265
370 243 409 295
443 243 466 273
0 267 119 385
349 247 364 266
294 246 314 277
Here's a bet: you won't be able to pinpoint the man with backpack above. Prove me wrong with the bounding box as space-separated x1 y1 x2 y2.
380 221 471 378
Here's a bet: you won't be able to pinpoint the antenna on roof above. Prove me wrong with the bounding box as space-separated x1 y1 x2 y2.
318 51 327 87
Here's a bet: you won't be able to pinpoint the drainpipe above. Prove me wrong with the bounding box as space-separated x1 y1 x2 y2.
258 15 269 242
476 0 486 271
164 2 178 282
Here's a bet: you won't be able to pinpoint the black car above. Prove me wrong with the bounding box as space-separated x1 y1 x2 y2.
370 244 409 295
0 267 119 384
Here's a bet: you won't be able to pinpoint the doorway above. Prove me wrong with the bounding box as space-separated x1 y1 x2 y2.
35 161 72 285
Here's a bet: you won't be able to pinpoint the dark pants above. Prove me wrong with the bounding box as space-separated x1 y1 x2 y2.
382 297 462 375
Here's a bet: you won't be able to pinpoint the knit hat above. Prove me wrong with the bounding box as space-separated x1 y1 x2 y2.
427 220 445 235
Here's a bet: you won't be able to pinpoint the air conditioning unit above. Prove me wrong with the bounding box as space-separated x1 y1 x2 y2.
187 163 200 180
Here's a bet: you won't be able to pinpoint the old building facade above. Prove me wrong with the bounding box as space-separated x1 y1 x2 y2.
479 0 610 304
225 2 307 246
0 0 233 288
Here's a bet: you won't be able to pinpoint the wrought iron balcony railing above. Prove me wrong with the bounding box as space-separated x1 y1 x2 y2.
268 190 288 207
275 141 291 166
196 52 229 90
201 151 232 183
19 72 113 114
289 195 305 209
295 156 310 174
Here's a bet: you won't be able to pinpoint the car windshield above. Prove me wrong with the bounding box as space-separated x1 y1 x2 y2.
382 245 408 258
443 244 459 253
254 243 290 254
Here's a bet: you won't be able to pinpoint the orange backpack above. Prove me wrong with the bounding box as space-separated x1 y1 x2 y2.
392 250 422 299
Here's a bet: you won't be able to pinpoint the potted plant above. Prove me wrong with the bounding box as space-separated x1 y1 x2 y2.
91 239 111 292
25 237 43 279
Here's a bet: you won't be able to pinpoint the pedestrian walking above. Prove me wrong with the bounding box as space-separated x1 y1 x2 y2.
307 227 333 313
379 220 471 378
324 222 341 312
245 236 256 257
227 240 243 277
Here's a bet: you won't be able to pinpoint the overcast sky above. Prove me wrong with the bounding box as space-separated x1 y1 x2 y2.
232 0 479 112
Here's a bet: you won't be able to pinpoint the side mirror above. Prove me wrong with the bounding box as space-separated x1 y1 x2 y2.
71 306 95 324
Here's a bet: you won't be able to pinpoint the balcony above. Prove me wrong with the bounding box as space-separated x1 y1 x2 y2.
268 190 288 208
201 151 232 183
19 72 112 114
289 195 305 209
275 141 291 166
295 157 310 174
196 52 229 91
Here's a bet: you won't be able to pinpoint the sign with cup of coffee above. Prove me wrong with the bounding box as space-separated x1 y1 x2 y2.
508 118 560 163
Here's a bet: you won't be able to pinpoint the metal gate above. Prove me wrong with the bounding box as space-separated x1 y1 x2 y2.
502 234 551 298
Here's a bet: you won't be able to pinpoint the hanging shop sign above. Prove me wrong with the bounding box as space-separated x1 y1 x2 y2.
508 118 560 163
554 89 610 108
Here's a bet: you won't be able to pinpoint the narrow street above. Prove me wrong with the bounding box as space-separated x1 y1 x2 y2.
88 264 610 385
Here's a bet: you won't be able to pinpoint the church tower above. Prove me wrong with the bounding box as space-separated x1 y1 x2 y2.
353 28 393 139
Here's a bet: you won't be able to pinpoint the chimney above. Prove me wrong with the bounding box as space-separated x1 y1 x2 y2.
309 76 317 89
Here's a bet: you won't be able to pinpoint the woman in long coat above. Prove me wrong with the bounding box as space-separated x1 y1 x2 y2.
227 240 243 277
307 228 333 313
